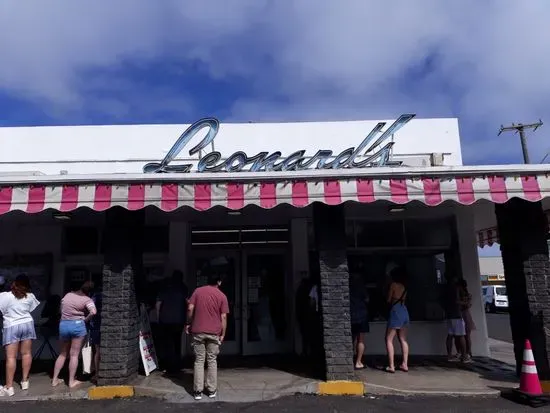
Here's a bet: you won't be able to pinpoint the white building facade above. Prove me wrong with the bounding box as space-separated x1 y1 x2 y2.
1 114 549 385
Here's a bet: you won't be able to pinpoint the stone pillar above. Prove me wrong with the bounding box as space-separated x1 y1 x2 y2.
313 203 354 381
98 207 144 386
495 199 550 380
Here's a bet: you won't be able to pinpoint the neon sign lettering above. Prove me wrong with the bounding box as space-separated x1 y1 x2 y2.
143 114 415 173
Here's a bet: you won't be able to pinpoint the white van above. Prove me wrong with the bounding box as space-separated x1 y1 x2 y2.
482 285 508 312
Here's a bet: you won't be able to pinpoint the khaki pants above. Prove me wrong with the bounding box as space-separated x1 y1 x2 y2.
191 333 221 392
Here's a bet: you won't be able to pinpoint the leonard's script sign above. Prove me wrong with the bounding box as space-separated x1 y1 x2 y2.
143 114 415 174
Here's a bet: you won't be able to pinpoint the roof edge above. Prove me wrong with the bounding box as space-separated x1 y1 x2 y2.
0 164 548 185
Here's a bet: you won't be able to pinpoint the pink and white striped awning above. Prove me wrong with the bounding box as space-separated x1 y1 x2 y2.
0 171 549 216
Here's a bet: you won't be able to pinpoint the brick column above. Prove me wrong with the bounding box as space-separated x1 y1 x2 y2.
495 199 550 379
313 203 354 381
98 207 144 386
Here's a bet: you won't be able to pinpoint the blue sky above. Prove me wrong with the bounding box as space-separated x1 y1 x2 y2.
2 1 550 167
6 1 550 257
478 244 500 257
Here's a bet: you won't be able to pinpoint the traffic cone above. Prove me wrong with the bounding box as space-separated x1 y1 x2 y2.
518 339 543 396
502 339 550 407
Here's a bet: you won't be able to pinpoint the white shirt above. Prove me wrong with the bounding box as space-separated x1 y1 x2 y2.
0 292 40 328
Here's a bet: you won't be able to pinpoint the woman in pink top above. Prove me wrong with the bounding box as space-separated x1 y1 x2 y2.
52 281 96 388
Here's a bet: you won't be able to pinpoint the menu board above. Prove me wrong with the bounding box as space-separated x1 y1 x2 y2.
139 303 158 376
0 254 52 301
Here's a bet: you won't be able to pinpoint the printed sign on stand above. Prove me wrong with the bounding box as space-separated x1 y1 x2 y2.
139 303 158 376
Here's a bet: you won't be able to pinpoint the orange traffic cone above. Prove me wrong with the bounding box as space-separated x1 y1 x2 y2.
518 339 543 396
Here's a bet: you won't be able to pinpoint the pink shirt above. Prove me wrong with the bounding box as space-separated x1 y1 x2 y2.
189 286 229 336
61 292 96 321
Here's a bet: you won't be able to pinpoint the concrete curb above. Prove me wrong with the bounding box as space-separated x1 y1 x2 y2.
317 381 365 396
0 380 515 401
363 382 502 397
88 386 135 400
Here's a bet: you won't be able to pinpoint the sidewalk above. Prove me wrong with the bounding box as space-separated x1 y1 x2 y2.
0 372 92 401
133 368 319 403
358 339 518 396
488 338 516 366
0 340 519 402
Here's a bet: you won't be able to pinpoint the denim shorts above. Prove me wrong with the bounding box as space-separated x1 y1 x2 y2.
447 318 466 336
2 321 37 346
59 320 87 341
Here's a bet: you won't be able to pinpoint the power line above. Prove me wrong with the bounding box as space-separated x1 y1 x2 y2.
498 120 543 164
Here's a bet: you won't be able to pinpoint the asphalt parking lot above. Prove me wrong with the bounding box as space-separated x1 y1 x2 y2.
486 313 512 343
1 395 540 413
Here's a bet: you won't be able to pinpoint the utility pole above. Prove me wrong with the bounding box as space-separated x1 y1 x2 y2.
498 120 543 164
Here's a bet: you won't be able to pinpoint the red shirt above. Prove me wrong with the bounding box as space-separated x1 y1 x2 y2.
189 285 229 335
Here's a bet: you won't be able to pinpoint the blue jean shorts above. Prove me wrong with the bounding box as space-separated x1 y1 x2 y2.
2 321 37 346
447 319 466 336
59 320 87 341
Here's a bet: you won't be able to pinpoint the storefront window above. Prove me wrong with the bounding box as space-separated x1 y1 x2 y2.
64 265 102 294
0 254 52 300
348 252 448 322
308 216 458 322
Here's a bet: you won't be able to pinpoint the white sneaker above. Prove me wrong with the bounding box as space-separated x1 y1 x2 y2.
0 386 15 397
21 381 29 391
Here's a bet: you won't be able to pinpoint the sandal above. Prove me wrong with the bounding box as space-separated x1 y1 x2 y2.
399 366 409 372
51 378 64 387
385 367 395 373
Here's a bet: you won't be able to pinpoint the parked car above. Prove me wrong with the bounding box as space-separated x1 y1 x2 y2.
482 285 508 312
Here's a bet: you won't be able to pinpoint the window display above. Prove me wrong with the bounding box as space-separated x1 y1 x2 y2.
0 254 53 301
308 216 458 322
348 253 448 322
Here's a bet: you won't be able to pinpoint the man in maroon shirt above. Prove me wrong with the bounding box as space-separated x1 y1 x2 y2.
186 272 229 400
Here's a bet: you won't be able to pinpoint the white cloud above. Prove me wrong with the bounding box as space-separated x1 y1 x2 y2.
1 0 550 163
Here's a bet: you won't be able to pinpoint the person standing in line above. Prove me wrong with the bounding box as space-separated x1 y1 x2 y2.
52 281 97 388
186 272 229 401
350 273 369 370
444 275 470 363
0 275 40 397
458 279 476 358
385 267 410 373
156 270 189 374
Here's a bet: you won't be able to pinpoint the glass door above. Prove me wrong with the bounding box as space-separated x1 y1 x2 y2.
242 249 291 355
190 250 241 355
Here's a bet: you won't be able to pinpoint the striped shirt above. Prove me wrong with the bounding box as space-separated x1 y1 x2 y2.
61 292 96 321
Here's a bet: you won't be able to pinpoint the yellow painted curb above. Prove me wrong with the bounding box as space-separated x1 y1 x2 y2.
88 386 135 400
318 381 365 396
541 380 550 394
